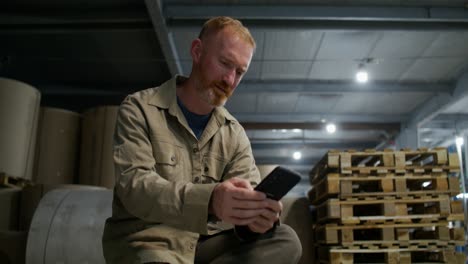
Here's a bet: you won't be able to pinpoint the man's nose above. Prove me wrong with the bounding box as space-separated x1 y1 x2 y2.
223 69 236 87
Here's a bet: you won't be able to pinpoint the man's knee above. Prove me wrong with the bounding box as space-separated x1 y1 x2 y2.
272 224 302 262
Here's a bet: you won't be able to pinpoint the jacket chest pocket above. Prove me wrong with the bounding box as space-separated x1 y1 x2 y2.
201 154 227 183
151 137 182 180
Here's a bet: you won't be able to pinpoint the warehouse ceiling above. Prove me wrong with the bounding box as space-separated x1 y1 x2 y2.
1 0 468 196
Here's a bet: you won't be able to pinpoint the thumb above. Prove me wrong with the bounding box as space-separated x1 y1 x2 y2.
229 177 254 190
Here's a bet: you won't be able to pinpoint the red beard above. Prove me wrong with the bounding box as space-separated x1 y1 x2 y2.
200 79 233 106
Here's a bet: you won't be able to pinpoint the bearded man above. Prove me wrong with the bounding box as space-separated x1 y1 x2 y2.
102 16 302 264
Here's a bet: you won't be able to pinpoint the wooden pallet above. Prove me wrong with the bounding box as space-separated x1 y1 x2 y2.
449 200 464 221
315 222 464 246
318 246 464 264
315 195 462 224
309 173 460 204
342 164 460 177
310 150 342 184
309 148 460 183
0 172 32 188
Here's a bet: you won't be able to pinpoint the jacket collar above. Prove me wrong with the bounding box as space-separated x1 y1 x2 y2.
148 75 237 123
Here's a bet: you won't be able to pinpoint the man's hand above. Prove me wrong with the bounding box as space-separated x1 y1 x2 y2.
247 199 282 233
209 177 281 233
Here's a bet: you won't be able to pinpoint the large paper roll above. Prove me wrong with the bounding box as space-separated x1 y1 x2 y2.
0 78 41 180
79 106 119 189
26 188 111 264
34 107 81 184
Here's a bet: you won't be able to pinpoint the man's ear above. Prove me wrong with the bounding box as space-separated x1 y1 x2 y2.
190 39 202 63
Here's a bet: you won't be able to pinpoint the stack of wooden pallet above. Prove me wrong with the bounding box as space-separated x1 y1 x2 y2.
308 147 465 264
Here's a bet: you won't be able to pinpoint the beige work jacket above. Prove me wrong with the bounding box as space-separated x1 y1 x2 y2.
102 76 261 264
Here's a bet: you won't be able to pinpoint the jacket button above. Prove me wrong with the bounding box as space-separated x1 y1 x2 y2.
171 156 176 162
204 166 209 172
193 147 199 153
194 177 200 183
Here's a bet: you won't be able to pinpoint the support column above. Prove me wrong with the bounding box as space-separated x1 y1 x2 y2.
395 123 419 149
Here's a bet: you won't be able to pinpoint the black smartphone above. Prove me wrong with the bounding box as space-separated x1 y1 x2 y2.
254 166 302 200
234 166 302 242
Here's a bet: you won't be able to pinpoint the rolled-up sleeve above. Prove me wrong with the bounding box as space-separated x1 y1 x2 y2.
114 96 216 234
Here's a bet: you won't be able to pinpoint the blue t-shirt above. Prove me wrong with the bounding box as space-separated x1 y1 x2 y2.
177 96 211 139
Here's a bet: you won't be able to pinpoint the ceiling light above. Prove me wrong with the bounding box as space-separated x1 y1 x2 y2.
326 123 336 134
356 70 368 83
356 59 374 83
456 136 464 147
292 129 302 133
293 151 302 160
281 129 287 133
321 119 326 123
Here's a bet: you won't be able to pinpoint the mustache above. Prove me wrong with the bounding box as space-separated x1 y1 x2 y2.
212 81 232 95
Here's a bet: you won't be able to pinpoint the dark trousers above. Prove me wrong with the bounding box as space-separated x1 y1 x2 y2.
194 224 302 264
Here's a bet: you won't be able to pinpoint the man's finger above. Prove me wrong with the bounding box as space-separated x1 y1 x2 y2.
258 209 279 222
231 199 268 210
231 188 266 200
264 199 282 213
231 208 267 219
228 216 256 226
229 177 254 190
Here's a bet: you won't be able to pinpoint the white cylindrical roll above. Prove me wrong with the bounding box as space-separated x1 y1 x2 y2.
26 188 111 264
0 78 41 180
34 107 81 184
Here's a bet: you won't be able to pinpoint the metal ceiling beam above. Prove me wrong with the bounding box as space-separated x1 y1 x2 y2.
237 81 453 94
234 113 406 123
144 0 182 75
397 70 468 148
405 94 453 129
420 125 457 132
0 11 153 32
420 114 468 149
407 71 468 128
0 27 153 34
427 121 468 132
421 114 468 131
432 114 468 122
165 5 468 21
39 85 125 96
242 122 400 131
431 134 467 147
280 164 315 172
428 135 463 149
0 11 149 25
254 157 319 166
271 167 314 178
165 5 468 30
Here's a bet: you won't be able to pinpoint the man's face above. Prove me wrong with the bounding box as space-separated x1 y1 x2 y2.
194 27 254 107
